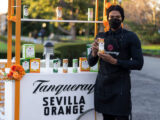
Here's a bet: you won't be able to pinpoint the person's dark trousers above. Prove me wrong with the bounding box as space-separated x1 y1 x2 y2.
103 114 129 120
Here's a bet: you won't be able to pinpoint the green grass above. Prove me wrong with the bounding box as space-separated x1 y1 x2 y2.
142 45 160 56
0 41 43 53
1 34 160 57
142 45 160 50
0 41 15 53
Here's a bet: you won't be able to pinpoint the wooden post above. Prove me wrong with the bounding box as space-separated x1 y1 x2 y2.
11 0 14 16
15 0 21 65
94 0 99 37
14 0 21 120
113 0 117 4
7 0 12 67
94 1 99 119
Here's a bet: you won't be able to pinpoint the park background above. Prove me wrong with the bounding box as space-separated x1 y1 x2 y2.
0 0 160 120
0 0 160 62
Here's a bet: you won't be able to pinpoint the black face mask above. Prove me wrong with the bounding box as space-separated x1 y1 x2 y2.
109 18 122 29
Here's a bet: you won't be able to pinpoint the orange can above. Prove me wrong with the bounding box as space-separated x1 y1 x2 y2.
98 38 105 54
0 62 6 72
30 58 40 73
63 59 68 73
56 7 62 20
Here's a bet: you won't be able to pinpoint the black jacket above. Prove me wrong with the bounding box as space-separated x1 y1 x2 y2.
87 28 144 116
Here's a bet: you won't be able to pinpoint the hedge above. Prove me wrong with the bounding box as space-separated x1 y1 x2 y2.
0 41 88 66
0 35 33 45
54 42 87 66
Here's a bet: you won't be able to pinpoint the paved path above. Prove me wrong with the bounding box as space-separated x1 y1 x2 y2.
131 56 160 120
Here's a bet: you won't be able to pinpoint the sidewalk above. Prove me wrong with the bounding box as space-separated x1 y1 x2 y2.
12 35 42 44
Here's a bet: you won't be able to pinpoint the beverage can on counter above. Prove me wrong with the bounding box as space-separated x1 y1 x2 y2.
53 59 59 73
88 8 93 21
0 62 6 72
63 59 68 73
30 58 40 73
72 59 78 73
79 57 90 72
20 59 30 73
86 44 92 57
98 38 105 53
56 7 62 20
23 5 29 18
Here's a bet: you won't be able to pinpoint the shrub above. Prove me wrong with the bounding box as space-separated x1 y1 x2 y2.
54 42 88 66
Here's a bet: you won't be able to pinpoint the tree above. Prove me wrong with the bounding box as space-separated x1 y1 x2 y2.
23 0 99 40
123 0 153 24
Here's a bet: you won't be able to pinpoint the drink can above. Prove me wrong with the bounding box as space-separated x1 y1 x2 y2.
63 59 68 73
72 59 78 73
98 38 104 53
53 59 59 73
86 44 92 56
88 8 93 21
56 7 62 20
23 5 29 18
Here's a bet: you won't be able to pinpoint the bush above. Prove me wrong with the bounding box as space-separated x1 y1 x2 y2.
0 35 33 45
124 21 160 44
54 42 88 66
0 39 89 65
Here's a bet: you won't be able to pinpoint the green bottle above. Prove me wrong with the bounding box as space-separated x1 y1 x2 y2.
72 59 78 73
53 59 59 73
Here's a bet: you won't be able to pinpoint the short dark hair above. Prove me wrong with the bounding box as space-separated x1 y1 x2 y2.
107 5 125 21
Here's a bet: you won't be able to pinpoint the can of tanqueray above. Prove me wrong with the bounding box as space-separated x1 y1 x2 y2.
53 59 59 73
72 59 78 73
56 7 62 20
98 38 104 53
88 8 93 21
63 59 68 73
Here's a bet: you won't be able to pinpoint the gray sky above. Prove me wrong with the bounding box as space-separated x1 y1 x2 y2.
0 0 8 14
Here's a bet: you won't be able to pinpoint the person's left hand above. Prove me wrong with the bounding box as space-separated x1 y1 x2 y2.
98 52 117 65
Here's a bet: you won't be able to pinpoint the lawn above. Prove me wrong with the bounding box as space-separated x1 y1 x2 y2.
142 45 160 56
0 41 15 53
142 45 160 50
1 37 160 57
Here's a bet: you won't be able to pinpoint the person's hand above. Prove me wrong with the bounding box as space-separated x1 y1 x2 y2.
91 39 99 57
98 52 117 65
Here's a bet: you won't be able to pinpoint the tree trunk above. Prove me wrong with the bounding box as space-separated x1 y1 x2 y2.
70 23 76 40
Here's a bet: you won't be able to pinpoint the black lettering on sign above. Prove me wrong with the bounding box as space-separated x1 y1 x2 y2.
50 97 55 106
33 80 49 93
66 106 71 114
44 107 50 116
73 106 78 114
33 80 95 95
68 96 72 105
56 97 62 105
74 96 78 105
51 107 56 115
43 97 48 106
42 96 86 115
79 96 85 104
58 106 64 115
80 105 84 113
64 96 66 105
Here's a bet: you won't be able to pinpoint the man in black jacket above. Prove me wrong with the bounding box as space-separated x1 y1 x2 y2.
87 5 144 120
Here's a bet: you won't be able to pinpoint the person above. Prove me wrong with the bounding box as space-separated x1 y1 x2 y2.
39 28 45 43
87 5 144 120
32 30 38 43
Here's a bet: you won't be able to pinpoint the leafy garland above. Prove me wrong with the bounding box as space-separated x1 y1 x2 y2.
7 65 26 80
0 65 26 81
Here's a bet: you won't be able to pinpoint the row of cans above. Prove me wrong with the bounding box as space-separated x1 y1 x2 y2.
53 59 78 73
23 5 93 21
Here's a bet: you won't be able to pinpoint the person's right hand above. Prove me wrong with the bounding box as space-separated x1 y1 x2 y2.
91 39 99 57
